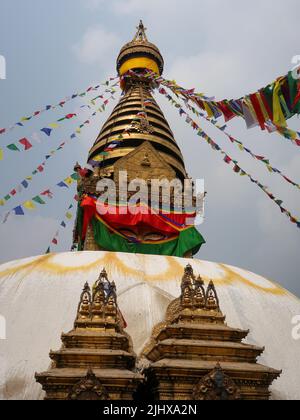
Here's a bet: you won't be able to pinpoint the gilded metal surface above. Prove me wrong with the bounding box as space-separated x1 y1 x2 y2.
68 369 109 400
192 364 241 401
141 264 282 400
35 272 142 400
88 82 187 179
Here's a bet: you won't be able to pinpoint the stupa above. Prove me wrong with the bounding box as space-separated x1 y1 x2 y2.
0 22 300 401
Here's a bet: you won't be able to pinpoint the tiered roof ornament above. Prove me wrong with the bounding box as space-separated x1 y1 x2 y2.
35 270 142 400
75 270 121 329
139 264 281 400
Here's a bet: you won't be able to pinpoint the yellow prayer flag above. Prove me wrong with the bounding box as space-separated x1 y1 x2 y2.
23 201 36 210
49 123 59 129
257 93 270 121
238 144 244 151
92 155 102 162
26 176 33 181
0 148 3 161
66 212 73 220
76 129 81 134
203 102 214 118
273 80 287 128
0 199 5 206
64 177 73 186
287 129 297 140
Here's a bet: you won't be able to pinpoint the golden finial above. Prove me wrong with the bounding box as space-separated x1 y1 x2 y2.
76 282 92 322
133 20 148 42
205 280 220 311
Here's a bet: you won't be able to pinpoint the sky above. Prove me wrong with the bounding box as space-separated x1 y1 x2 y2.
0 0 299 296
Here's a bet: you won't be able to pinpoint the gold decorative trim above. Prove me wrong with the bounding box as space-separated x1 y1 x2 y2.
192 364 241 401
68 369 109 401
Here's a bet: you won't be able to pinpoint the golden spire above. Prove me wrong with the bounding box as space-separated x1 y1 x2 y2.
117 21 164 76
133 20 148 42
87 22 185 178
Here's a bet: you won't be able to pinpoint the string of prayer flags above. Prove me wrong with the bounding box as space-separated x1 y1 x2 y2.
45 202 75 253
1 172 78 224
159 88 300 230
137 69 300 145
171 93 300 191
0 76 119 137
0 92 115 163
0 141 69 207
104 141 122 152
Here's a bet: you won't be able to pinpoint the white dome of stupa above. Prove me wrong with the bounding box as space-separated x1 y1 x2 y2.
0 251 299 400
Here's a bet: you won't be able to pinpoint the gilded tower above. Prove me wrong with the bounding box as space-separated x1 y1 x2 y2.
74 21 205 257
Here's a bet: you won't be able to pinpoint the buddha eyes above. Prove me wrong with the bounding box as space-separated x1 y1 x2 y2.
118 229 167 242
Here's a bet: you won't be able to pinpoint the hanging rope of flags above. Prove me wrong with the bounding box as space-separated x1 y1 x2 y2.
1 172 79 225
0 76 119 137
128 70 300 147
159 86 300 191
0 85 118 162
0 141 69 207
0 93 116 206
158 87 300 230
45 200 77 254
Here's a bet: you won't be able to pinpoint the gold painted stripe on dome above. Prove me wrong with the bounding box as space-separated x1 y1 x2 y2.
0 252 289 295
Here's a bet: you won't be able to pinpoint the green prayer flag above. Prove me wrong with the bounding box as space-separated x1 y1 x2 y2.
71 173 79 181
32 196 46 205
7 144 20 152
288 71 300 113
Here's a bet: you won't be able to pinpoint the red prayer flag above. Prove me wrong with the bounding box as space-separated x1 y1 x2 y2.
52 238 58 245
260 90 273 120
249 94 265 130
41 189 53 198
19 138 33 151
293 85 300 108
218 101 236 122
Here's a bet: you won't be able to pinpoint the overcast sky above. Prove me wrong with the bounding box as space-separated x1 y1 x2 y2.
0 0 299 296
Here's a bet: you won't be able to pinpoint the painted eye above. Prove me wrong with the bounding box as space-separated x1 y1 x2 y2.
118 229 137 239
143 233 166 242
